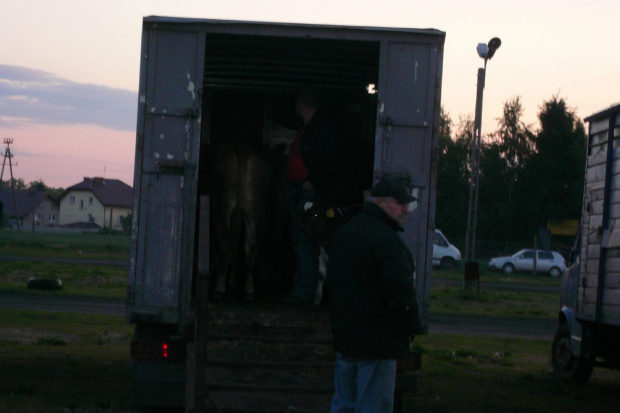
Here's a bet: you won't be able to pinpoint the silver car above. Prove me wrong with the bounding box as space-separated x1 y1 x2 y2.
488 249 566 278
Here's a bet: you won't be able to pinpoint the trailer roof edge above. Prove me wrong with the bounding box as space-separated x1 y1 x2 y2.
584 103 620 123
143 15 446 38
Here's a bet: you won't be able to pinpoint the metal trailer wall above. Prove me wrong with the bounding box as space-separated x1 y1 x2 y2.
580 104 620 324
126 16 445 332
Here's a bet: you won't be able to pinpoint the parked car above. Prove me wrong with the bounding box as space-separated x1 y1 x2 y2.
433 229 462 269
488 249 566 278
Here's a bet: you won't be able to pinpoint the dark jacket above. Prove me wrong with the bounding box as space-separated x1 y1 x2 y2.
299 109 360 207
328 201 422 359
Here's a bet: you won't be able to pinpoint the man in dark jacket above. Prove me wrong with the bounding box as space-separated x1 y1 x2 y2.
285 88 360 305
328 177 422 413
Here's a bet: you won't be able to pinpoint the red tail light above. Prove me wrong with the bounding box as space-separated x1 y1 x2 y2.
131 340 185 361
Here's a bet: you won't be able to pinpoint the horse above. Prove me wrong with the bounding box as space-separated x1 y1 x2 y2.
208 143 268 301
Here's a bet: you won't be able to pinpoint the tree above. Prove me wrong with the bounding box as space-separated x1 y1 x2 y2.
121 214 133 234
0 178 26 191
477 141 513 241
27 179 48 191
492 96 535 169
477 97 536 241
435 110 472 237
527 95 586 226
26 179 64 200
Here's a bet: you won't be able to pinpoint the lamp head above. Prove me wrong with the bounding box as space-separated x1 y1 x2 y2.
486 37 501 60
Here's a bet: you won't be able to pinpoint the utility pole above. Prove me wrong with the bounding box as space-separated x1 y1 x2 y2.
464 38 501 287
464 67 485 264
1 138 21 230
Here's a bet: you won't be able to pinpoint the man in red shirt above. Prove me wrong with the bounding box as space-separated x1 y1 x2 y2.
284 88 361 306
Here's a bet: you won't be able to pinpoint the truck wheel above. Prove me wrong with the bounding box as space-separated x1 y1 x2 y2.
552 323 594 384
502 263 515 274
549 266 562 278
440 257 456 270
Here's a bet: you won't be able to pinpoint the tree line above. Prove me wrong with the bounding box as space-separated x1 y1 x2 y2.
436 94 587 254
0 178 64 200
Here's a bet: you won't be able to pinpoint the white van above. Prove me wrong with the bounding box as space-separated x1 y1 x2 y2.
433 229 462 269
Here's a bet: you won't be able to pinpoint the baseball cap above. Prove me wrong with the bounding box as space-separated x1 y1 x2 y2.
371 178 416 203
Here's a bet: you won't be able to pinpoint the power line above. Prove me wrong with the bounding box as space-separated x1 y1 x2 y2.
1 138 21 230
14 160 132 174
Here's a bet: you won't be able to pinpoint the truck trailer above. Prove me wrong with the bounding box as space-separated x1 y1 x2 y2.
553 103 620 383
126 16 445 411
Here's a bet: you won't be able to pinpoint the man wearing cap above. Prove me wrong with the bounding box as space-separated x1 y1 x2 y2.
328 177 422 413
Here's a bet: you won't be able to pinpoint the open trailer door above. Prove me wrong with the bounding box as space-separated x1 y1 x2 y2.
127 26 205 329
374 39 443 332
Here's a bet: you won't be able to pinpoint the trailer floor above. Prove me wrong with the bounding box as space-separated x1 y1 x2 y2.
202 299 335 413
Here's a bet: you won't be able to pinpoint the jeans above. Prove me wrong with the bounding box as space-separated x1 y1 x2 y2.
330 353 397 413
290 186 319 303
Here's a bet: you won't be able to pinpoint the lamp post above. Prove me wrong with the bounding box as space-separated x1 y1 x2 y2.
464 38 501 284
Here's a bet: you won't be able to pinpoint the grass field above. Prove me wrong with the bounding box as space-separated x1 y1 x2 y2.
0 230 130 261
1 231 619 412
0 309 135 413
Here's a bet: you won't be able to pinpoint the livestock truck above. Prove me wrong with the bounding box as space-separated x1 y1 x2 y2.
126 16 445 411
553 103 620 383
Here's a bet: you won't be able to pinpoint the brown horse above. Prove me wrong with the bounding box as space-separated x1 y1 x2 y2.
208 144 268 300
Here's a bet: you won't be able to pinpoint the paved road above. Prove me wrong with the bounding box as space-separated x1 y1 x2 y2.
432 277 560 294
0 255 128 267
0 291 125 315
0 290 556 340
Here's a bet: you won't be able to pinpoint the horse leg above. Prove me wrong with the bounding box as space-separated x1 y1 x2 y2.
210 144 241 298
213 216 233 296
242 212 258 297
315 246 328 305
239 148 267 299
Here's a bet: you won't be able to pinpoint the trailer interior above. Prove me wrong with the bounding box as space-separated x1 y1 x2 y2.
197 33 382 297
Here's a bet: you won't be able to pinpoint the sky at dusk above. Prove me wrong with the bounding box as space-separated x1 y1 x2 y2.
1 0 619 188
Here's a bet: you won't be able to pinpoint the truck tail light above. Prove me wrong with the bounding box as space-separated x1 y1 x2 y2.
131 340 185 361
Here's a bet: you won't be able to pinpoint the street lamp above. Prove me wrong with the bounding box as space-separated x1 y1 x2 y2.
464 37 501 286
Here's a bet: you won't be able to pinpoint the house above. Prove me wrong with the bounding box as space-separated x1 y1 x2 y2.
59 177 133 231
0 189 59 229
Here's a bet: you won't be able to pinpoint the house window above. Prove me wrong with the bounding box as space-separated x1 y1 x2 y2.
89 197 94 206
80 200 84 210
49 214 56 222
70 196 75 205
88 214 95 223
118 215 124 225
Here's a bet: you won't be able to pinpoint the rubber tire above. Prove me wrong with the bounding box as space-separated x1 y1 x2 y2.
27 278 62 290
440 257 456 270
551 323 594 384
502 263 515 274
549 266 562 278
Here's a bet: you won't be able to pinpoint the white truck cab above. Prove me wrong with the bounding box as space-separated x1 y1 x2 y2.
433 229 461 269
